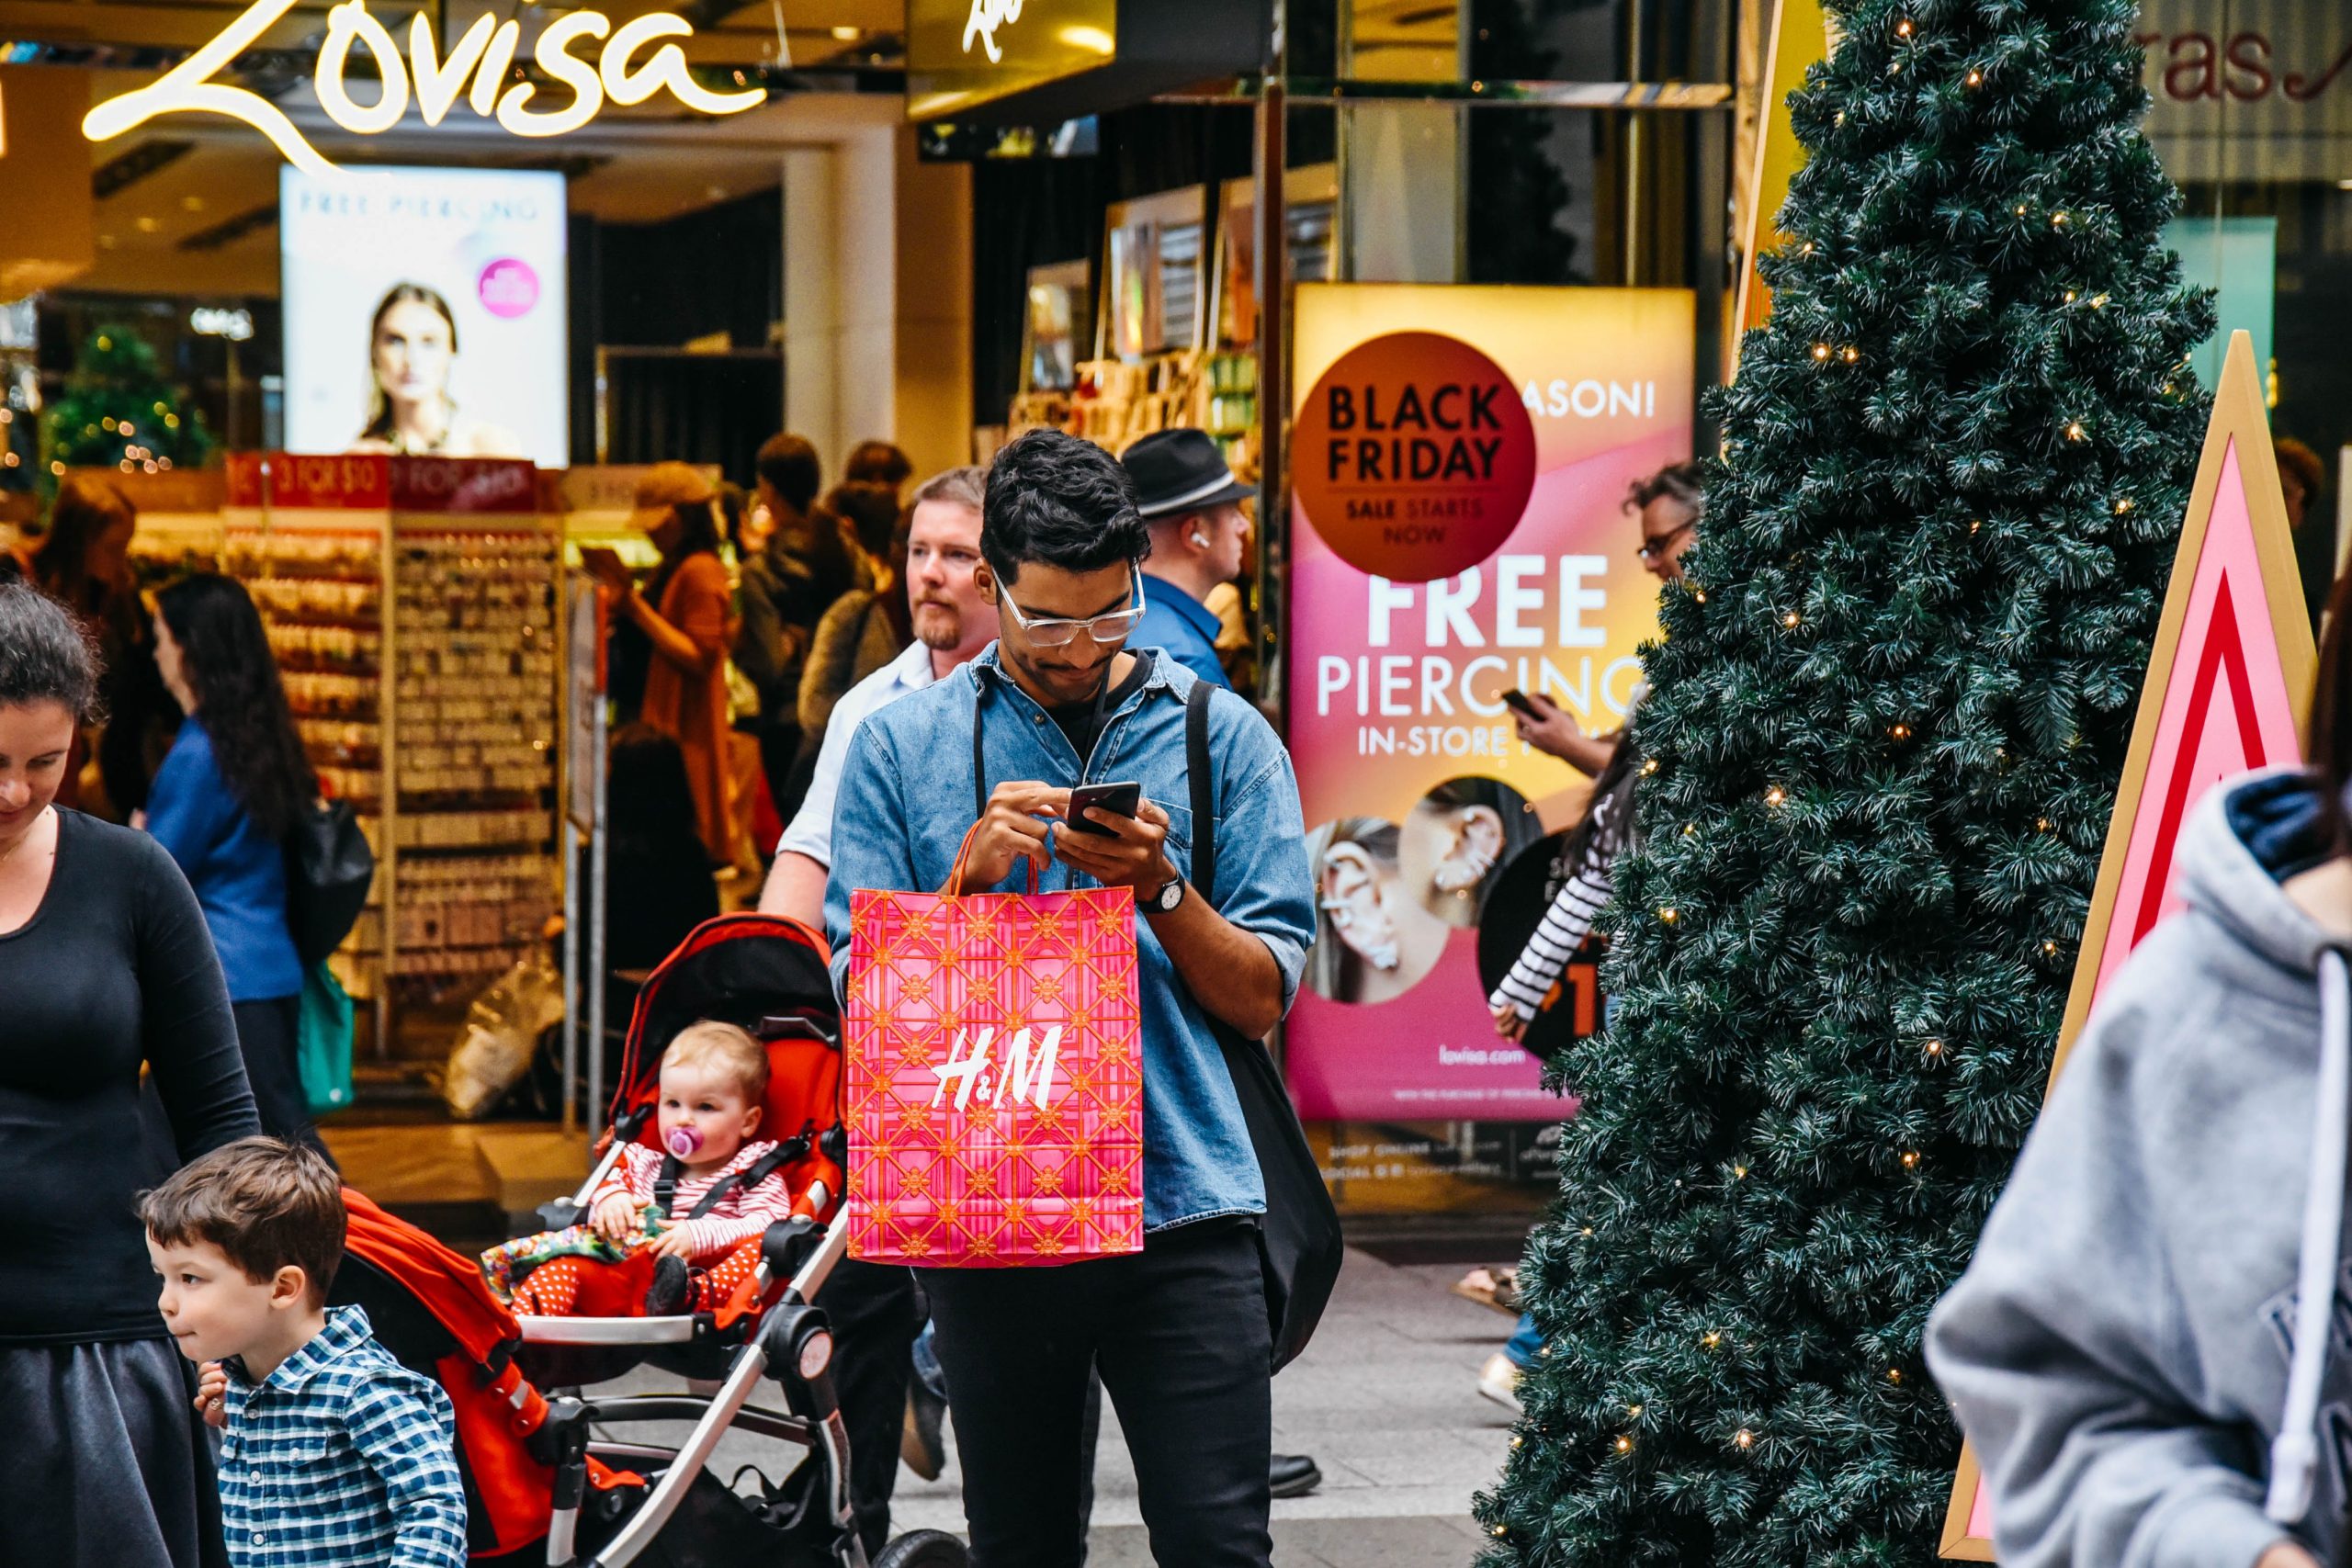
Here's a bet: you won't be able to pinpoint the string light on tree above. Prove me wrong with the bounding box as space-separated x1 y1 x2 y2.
1474 0 2215 1552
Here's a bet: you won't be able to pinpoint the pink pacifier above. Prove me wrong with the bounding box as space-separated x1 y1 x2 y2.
664 1125 704 1158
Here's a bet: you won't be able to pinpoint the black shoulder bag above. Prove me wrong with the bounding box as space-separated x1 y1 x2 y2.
284 796 377 966
1185 681 1344 1372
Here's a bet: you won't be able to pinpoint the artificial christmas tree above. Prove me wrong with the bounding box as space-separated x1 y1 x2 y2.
41 324 213 482
1474 1 2214 1562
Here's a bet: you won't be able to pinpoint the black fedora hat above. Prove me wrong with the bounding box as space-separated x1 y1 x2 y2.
1122 429 1255 521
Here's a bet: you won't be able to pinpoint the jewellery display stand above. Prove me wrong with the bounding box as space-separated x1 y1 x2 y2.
225 453 560 1059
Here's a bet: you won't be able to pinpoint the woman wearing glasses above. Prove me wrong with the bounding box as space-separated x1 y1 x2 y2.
1509 462 1704 775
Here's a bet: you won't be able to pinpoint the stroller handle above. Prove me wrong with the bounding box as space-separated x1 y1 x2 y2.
549 1219 862 1568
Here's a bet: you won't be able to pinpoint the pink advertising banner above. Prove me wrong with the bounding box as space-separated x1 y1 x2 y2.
1283 284 1696 1122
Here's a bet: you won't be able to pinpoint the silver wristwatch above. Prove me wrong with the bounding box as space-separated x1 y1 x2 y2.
1148 874 1187 915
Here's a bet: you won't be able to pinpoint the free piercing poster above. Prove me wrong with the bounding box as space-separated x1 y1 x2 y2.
1283 284 1695 1122
280 165 570 468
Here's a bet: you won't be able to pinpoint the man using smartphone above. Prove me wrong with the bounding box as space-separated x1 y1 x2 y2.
826 430 1316 1567
1511 463 1704 775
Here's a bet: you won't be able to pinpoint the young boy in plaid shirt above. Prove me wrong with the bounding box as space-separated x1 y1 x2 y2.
142 1136 467 1568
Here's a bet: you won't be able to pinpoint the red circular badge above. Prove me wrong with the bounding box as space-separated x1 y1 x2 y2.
1293 332 1537 581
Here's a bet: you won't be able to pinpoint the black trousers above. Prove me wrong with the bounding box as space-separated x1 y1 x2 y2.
921 1221 1273 1568
822 1258 924 1555
232 996 329 1161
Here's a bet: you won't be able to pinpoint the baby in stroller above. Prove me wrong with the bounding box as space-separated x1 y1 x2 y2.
484 1021 802 1320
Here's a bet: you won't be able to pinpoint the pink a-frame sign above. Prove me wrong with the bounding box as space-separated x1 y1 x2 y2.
1939 331 2320 1558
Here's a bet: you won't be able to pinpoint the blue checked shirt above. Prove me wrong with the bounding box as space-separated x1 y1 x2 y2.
218 1304 468 1568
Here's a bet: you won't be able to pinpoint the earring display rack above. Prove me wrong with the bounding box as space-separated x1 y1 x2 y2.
225 454 560 1056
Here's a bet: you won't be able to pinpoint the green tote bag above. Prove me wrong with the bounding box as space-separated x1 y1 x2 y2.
298 961 355 1116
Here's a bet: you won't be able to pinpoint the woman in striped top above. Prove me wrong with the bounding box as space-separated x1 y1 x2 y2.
1488 748 1641 1043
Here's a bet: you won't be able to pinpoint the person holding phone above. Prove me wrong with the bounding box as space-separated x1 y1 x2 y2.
582 465 737 868
1472 462 1701 1415
1510 464 1704 775
826 430 1317 1566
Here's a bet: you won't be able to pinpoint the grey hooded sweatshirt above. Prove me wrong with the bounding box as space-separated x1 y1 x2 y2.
1928 767 2352 1568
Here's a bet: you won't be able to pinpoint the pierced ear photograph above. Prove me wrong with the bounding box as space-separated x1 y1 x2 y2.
1399 777 1545 930
1304 818 1448 1005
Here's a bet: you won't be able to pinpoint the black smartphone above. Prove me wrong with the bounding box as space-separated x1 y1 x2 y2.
1069 781 1142 836
1500 689 1549 720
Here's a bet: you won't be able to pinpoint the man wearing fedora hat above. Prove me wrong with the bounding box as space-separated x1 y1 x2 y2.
1121 429 1255 691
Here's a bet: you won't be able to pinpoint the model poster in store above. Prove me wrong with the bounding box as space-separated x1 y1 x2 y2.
1284 284 1694 1122
279 165 569 468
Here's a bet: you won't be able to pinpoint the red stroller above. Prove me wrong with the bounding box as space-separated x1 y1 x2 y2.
341 916 963 1568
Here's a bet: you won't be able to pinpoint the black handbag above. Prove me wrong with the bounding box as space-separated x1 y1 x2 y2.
284 796 377 966
1185 680 1345 1372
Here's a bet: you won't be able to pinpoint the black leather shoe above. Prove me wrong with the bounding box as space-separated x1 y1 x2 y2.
1269 1452 1322 1498
643 1254 691 1316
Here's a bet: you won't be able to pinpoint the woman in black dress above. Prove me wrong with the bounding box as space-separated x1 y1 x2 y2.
0 581 259 1566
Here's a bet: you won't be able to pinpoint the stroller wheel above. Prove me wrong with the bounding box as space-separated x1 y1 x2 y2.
872 1529 967 1567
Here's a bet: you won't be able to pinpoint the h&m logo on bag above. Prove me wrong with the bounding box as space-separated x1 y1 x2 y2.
932 1026 1063 1111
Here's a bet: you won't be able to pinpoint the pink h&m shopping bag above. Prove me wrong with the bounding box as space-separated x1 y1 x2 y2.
844 828 1145 1267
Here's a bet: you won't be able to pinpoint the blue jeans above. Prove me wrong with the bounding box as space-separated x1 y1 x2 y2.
1503 1311 1543 1371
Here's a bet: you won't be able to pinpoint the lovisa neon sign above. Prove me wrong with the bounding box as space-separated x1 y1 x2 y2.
82 0 763 176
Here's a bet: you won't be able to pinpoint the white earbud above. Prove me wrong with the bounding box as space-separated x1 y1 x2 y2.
1191 532 1209 547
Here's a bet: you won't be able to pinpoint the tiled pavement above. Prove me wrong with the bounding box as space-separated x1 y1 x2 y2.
604 1245 1521 1565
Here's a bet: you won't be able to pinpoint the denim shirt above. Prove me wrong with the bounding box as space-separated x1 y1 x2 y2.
1134 574 1230 689
825 645 1315 1230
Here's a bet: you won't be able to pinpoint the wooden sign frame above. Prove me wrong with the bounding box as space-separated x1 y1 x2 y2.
1730 0 1830 376
1939 330 2319 1558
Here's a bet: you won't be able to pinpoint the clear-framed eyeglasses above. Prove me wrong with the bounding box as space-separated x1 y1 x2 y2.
1002 563 1148 648
1635 519 1696 562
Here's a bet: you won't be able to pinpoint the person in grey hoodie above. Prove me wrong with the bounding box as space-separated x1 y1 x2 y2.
1927 750 2352 1568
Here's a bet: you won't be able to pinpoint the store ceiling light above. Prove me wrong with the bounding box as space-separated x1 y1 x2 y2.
831 25 860 40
